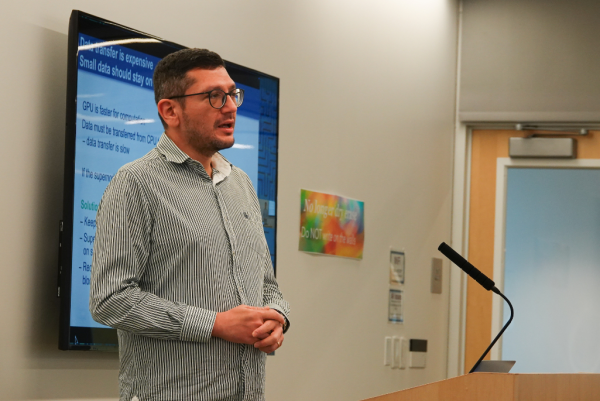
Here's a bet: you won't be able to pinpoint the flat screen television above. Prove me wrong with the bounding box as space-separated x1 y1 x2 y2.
59 10 280 351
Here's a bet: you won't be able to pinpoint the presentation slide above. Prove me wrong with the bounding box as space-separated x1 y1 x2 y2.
70 34 273 329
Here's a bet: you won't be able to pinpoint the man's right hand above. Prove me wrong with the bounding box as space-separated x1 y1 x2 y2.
211 305 285 344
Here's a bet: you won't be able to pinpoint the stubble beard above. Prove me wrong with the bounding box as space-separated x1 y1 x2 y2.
181 110 235 157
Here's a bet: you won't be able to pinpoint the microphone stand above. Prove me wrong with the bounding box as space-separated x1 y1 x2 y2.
437 242 515 373
469 287 514 373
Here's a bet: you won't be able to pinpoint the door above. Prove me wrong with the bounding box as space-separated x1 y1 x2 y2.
464 129 600 373
497 163 600 373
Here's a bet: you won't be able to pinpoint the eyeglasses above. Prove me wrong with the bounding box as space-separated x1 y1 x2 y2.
168 88 244 109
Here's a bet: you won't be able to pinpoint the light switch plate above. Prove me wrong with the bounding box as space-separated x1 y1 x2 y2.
392 336 400 368
384 337 392 366
431 258 443 294
400 337 407 369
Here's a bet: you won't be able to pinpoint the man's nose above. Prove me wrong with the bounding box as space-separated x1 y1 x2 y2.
221 94 238 112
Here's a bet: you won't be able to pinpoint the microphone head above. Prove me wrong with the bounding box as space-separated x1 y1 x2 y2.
438 242 461 262
438 242 496 291
438 242 451 254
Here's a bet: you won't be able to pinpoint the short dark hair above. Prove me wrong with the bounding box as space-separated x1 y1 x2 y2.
153 48 225 127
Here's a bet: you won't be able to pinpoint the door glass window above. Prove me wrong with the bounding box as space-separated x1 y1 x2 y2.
503 168 600 373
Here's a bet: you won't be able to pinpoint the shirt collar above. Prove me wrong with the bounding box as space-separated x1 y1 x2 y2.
157 133 189 164
156 133 232 182
211 152 232 183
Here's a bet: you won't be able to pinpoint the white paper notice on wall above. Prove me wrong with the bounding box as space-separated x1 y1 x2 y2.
390 250 405 284
388 288 404 323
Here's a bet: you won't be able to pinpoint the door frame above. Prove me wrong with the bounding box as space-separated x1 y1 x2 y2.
447 123 470 377
449 125 600 377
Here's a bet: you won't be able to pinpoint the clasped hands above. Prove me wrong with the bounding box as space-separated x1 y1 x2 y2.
212 305 285 353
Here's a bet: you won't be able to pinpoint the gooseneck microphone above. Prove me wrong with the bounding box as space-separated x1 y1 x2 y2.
438 242 514 373
438 242 496 291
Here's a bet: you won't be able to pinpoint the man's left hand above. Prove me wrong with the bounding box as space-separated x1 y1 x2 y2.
252 319 284 353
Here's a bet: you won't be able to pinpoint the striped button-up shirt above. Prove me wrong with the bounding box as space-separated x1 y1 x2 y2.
90 134 289 401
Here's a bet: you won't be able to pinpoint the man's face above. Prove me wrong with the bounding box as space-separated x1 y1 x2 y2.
179 67 237 156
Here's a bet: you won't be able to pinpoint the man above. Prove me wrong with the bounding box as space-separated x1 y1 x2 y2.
90 48 290 401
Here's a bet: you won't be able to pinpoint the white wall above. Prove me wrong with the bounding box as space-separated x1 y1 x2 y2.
460 0 600 122
0 1 458 400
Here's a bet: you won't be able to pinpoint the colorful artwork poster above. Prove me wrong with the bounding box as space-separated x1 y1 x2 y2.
299 189 365 259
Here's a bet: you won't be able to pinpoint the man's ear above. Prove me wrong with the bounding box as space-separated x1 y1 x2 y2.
157 99 181 128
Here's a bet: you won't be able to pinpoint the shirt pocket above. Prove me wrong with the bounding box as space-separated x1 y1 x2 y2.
236 211 267 256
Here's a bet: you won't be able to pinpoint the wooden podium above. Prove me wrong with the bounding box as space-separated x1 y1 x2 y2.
362 373 600 401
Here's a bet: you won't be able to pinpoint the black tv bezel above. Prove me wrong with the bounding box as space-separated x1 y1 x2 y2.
59 10 280 351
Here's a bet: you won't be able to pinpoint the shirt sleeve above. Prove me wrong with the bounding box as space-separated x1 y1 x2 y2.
89 170 216 342
261 247 291 333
